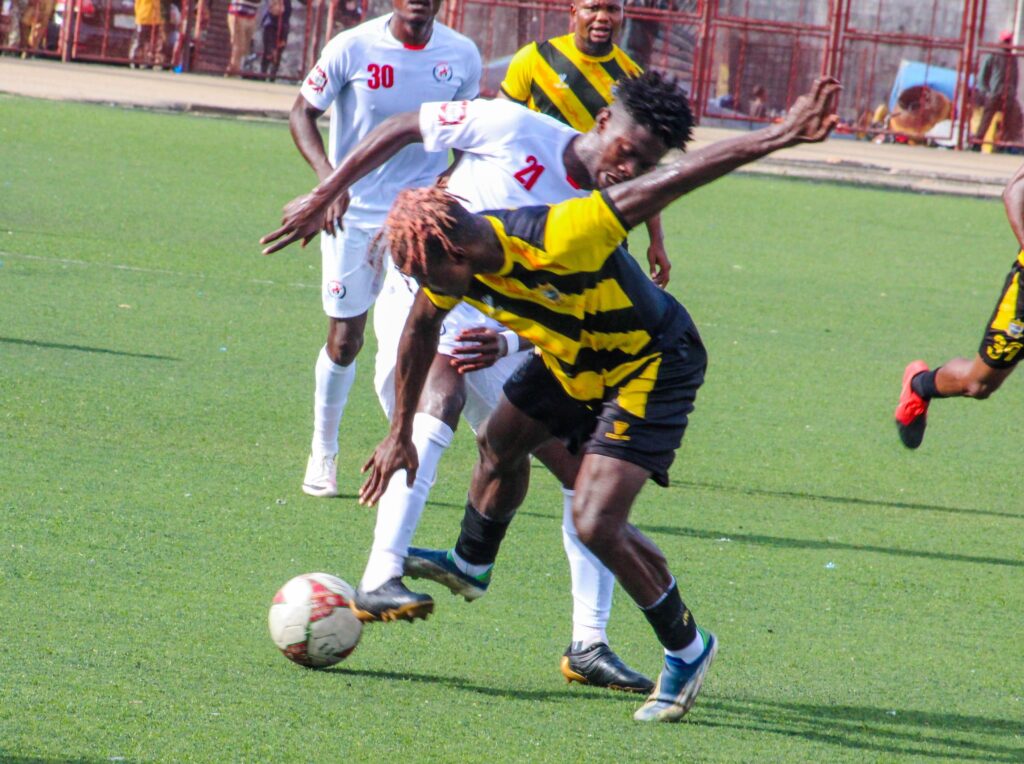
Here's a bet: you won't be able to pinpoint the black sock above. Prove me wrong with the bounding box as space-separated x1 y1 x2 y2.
453 501 511 566
641 581 698 651
911 367 944 400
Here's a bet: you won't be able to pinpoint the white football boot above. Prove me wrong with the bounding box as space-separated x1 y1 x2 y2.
302 452 339 497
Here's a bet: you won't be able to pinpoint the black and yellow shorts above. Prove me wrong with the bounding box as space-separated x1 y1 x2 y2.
980 253 1024 369
503 323 707 487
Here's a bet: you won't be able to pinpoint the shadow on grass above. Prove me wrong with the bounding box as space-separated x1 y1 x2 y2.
638 522 1024 568
700 695 1024 762
674 479 1023 522
0 336 178 361
329 666 624 703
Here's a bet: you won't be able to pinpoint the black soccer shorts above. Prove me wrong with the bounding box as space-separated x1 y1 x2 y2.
503 324 707 486
979 255 1024 369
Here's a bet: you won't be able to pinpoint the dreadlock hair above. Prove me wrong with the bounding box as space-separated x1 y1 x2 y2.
379 186 466 278
614 70 694 150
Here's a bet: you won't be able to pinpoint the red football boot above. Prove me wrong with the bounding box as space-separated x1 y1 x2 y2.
895 360 930 449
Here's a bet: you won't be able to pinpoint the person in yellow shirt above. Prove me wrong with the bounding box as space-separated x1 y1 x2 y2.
358 77 839 723
500 0 673 287
129 0 166 68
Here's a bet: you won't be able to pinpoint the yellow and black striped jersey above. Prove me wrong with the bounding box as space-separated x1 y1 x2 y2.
422 191 686 402
499 34 641 132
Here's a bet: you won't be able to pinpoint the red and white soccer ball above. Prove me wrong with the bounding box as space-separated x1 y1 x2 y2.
268 573 363 668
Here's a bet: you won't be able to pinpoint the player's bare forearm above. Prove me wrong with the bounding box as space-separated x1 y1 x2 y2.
359 292 448 505
289 95 333 180
644 214 665 246
390 291 449 440
608 77 840 229
1003 162 1024 248
644 214 670 287
307 111 424 212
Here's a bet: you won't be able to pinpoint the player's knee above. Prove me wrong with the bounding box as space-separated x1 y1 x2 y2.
476 428 521 477
327 334 363 366
572 506 619 555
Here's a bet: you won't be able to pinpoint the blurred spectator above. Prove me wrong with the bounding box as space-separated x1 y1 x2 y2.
6 0 27 47
17 0 55 52
259 0 289 80
622 0 659 68
226 0 260 76
748 84 767 118
974 29 1022 149
130 0 167 68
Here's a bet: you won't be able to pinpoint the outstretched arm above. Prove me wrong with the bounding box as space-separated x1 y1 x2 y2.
262 110 425 253
606 77 841 229
1003 162 1024 249
359 290 450 506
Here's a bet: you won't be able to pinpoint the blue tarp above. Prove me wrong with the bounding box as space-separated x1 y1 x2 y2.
888 60 960 111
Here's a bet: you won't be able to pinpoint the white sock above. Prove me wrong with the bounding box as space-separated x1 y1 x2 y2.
311 345 355 456
451 547 493 578
562 487 613 649
666 631 705 664
360 413 454 591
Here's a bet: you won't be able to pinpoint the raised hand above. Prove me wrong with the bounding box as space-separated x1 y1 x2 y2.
779 77 842 145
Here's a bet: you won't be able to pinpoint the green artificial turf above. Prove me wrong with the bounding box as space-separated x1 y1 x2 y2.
1 94 1022 762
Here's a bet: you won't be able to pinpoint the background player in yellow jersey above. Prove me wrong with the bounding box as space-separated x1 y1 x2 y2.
359 77 840 722
500 0 673 287
895 160 1024 448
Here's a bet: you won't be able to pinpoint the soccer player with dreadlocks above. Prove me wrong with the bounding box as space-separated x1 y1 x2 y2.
356 77 839 722
264 72 695 695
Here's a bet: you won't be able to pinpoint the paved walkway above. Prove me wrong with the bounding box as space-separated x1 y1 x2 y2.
4 56 1023 197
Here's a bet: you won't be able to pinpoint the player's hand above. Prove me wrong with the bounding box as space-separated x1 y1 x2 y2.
646 240 671 288
321 191 351 237
779 77 841 145
359 432 418 507
260 190 350 255
449 327 506 374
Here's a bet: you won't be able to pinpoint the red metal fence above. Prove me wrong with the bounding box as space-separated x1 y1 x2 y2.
4 0 1024 149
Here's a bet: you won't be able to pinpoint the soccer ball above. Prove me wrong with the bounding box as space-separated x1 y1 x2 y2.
268 572 363 668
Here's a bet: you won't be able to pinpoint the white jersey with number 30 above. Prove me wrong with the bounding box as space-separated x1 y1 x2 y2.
301 14 481 227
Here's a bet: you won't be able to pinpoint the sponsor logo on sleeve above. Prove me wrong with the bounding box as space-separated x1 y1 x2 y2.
307 65 328 95
437 100 469 125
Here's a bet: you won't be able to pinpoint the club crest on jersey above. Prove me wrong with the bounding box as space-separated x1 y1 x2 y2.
307 65 328 95
433 62 453 82
538 283 562 304
437 100 469 126
327 280 346 299
1008 320 1024 338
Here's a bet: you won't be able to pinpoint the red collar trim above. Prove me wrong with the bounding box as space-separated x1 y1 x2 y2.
403 41 428 50
565 173 582 189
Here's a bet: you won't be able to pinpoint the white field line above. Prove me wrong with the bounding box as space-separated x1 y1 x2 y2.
0 250 319 291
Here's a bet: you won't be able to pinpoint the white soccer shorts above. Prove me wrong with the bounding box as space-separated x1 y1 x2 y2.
320 225 387 319
373 265 529 431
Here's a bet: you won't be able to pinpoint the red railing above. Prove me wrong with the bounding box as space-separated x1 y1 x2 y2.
4 0 1024 149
